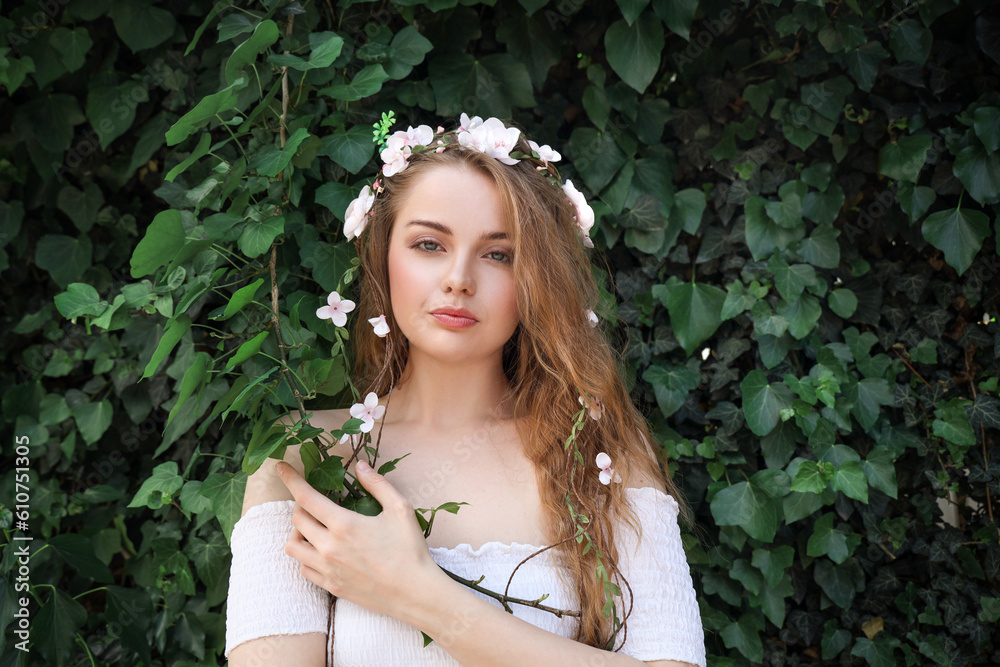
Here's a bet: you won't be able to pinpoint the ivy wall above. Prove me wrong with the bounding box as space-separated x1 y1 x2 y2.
1 0 999 665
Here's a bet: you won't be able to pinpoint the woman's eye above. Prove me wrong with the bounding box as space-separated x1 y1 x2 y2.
416 241 440 252
487 250 511 263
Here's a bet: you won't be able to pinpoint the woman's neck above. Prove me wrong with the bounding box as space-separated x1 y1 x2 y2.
385 353 512 430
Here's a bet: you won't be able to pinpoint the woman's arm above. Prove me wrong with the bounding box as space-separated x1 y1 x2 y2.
405 569 696 667
227 442 327 667
276 461 698 667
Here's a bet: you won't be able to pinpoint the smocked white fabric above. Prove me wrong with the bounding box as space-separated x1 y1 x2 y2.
225 487 705 667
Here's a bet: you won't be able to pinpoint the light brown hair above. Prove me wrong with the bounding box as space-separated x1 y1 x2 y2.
351 136 684 649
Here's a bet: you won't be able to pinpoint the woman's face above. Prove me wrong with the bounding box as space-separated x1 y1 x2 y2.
387 164 519 367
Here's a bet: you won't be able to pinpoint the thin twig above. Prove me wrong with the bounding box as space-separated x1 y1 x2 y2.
441 567 580 618
894 349 932 388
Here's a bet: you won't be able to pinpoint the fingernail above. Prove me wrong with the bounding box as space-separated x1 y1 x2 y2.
356 460 371 473
275 461 286 475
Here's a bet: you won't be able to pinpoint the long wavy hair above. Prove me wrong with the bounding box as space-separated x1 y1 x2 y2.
351 134 684 649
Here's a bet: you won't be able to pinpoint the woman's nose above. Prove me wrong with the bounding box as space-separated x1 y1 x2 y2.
441 253 475 295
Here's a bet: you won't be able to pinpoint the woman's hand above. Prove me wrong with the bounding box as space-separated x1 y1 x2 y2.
276 459 440 619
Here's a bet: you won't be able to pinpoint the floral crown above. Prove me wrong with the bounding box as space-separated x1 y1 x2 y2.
342 113 595 248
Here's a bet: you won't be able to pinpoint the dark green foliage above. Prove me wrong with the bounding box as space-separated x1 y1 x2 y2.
1 0 999 665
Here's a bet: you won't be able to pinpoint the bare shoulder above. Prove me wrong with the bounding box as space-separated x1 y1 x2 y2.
241 407 353 515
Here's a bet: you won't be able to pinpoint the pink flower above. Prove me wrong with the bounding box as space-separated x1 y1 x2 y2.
344 185 375 239
368 314 390 337
579 395 603 421
585 310 598 327
596 452 620 485
457 117 521 165
380 135 411 177
528 140 561 165
316 291 356 327
349 392 385 433
562 180 595 243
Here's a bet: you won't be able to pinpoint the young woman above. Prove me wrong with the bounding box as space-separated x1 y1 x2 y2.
225 117 705 667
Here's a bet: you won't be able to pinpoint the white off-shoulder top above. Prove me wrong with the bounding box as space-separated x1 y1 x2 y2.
225 487 706 666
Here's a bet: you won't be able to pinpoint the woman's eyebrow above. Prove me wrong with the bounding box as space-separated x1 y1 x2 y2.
405 220 509 241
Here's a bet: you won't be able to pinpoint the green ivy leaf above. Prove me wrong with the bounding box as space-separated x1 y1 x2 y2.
128 462 184 509
165 79 244 146
225 331 270 370
320 64 391 102
50 27 93 73
36 234 93 288
238 215 285 258
830 460 868 502
878 134 932 183
888 19 932 66
769 256 817 301
815 558 863 608
131 209 185 278
807 513 859 564
267 32 344 70
252 128 312 177
711 479 778 542
199 471 248 542
653 0 698 41
796 223 841 269
741 370 793 436
643 363 701 419
897 182 936 222
105 586 152 664
863 446 898 498
847 377 893 430
671 188 707 234
828 288 858 318
791 461 828 494
933 397 976 455
225 19 280 86
54 283 107 319
920 205 990 276
71 400 114 445
108 0 176 52
952 144 1000 205
319 126 375 174
845 41 890 92
851 635 900 667
429 53 535 119
34 588 87 665
802 184 845 225
142 314 192 379
653 280 725 355
308 455 346 492
720 612 765 662
568 127 629 194
973 106 1000 153
752 545 795 588
604 12 665 93
384 26 434 79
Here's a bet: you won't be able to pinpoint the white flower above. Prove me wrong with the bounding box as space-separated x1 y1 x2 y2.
562 180 595 241
457 117 521 165
392 124 434 148
585 309 598 328
528 139 561 165
344 185 375 239
596 452 620 485
349 392 385 433
380 135 411 177
579 395 603 421
316 291 356 327
459 113 483 131
368 314 390 337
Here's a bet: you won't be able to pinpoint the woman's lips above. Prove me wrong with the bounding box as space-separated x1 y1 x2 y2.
430 308 477 328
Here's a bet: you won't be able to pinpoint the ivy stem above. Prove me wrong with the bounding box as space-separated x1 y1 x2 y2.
440 566 580 618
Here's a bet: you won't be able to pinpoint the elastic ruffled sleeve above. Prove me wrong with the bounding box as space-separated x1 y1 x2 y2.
225 500 331 659
615 487 706 667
